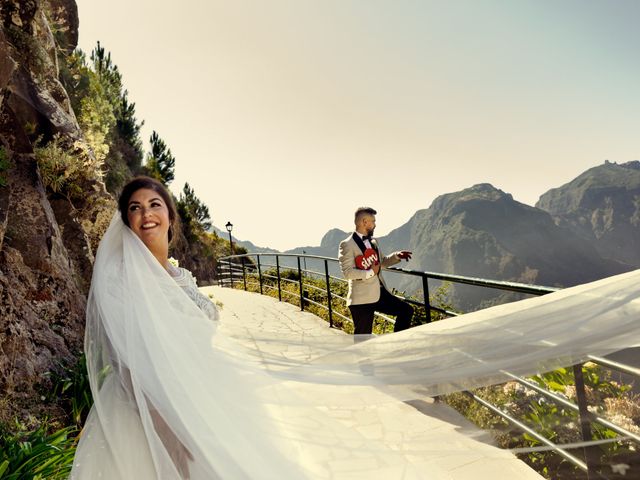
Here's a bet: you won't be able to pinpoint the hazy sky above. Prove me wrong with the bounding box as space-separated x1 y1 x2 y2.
75 0 639 250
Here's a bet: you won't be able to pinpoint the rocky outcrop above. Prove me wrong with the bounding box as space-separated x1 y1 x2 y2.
0 0 105 420
399 184 630 309
536 161 640 268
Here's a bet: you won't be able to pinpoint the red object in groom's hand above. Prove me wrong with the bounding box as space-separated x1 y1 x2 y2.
355 248 380 270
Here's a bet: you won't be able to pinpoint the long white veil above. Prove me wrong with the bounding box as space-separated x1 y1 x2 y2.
71 214 640 479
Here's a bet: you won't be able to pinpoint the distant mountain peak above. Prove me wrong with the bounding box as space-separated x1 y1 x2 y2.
536 160 640 267
320 228 350 248
430 183 513 212
537 160 640 214
470 182 501 192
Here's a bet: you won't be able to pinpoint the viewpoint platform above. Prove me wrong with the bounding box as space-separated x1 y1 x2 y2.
203 286 543 480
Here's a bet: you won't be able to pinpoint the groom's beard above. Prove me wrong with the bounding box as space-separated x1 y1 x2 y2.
367 227 375 237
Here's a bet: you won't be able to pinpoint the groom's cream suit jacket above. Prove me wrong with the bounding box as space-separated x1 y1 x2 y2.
338 233 401 306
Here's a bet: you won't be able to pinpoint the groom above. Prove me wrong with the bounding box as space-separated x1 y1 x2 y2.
338 207 414 335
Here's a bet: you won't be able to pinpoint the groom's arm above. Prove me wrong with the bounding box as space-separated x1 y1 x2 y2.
381 253 401 268
379 244 411 268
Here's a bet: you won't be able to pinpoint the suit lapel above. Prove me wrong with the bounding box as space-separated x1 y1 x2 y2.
352 232 367 254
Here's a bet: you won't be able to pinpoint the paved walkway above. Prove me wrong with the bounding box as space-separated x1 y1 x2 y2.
203 286 543 480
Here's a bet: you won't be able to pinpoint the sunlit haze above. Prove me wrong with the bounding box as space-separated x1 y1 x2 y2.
75 0 640 250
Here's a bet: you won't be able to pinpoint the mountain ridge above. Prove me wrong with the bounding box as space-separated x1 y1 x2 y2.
223 162 637 310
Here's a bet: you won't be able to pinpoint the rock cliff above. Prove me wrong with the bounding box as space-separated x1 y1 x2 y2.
536 160 640 268
0 0 108 420
398 184 629 309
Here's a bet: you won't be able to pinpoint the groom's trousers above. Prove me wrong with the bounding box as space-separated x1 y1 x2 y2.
348 286 413 335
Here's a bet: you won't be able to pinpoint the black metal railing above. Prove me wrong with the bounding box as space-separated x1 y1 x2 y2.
216 252 639 479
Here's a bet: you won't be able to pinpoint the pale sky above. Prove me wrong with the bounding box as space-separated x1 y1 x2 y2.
75 0 640 251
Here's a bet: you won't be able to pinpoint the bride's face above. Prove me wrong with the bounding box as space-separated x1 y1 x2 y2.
127 188 171 249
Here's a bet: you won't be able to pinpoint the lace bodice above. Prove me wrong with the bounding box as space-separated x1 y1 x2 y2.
168 266 218 321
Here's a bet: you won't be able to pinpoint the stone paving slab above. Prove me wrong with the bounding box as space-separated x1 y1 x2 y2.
203 286 543 480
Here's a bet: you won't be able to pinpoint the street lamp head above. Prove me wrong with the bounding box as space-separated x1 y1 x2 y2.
225 221 233 233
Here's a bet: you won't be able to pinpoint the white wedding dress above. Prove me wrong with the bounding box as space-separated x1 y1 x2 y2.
70 215 640 479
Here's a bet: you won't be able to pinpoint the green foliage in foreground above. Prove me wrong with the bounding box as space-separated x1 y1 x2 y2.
0 356 92 478
444 364 640 479
0 422 77 480
43 355 93 427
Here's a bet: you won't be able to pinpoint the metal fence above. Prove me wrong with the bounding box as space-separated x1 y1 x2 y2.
217 252 639 478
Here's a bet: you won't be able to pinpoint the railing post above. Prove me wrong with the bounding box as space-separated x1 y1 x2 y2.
297 256 304 311
229 259 234 288
573 363 595 478
324 259 333 328
422 275 432 323
276 255 282 302
257 255 263 295
241 257 247 291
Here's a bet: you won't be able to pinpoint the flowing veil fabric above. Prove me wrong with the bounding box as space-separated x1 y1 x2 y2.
71 214 640 479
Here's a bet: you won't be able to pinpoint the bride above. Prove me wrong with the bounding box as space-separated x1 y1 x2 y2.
70 176 640 479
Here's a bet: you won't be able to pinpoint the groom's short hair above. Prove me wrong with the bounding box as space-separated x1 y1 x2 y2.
355 207 377 224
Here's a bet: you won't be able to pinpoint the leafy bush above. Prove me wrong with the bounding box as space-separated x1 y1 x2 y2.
34 134 98 202
444 364 639 479
0 422 77 479
0 354 93 478
42 355 93 427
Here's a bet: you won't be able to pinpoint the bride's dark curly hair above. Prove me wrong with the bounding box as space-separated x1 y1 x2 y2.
118 176 178 243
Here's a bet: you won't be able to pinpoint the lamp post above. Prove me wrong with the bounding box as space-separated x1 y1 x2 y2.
225 221 234 255
225 221 234 288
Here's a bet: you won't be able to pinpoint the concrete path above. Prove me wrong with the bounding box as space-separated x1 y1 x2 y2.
203 286 543 480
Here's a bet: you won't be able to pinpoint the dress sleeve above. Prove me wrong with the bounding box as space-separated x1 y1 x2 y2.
181 268 219 321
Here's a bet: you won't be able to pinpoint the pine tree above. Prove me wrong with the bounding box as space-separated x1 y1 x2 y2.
145 131 175 186
117 92 144 173
59 42 146 192
90 42 122 112
177 182 212 239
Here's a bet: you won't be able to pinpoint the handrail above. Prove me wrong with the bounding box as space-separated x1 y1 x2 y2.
220 252 559 296
217 251 639 476
387 266 560 296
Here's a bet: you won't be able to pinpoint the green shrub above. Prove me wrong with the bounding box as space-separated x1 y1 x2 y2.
34 135 97 202
0 421 77 479
444 364 639 479
43 355 93 427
